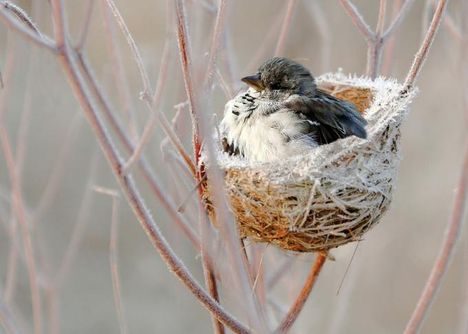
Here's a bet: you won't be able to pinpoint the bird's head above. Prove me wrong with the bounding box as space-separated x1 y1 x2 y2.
241 57 316 98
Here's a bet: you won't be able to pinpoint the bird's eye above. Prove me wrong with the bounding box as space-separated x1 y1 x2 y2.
270 83 281 90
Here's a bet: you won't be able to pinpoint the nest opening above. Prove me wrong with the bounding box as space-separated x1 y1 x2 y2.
204 73 416 252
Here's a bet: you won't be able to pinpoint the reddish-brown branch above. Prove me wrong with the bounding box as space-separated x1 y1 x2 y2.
403 0 449 90
403 143 468 334
174 0 201 163
46 1 249 332
276 253 327 333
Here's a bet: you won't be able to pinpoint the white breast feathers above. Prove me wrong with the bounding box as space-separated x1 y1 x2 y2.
220 90 318 162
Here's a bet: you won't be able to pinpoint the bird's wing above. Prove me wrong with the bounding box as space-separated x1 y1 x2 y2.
284 90 367 145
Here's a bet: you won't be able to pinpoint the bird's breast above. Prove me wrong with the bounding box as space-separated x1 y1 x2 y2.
222 104 318 162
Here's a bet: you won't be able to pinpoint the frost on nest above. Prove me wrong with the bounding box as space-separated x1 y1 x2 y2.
204 72 417 252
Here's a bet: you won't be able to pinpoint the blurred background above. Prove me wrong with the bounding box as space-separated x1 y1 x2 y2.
0 0 467 333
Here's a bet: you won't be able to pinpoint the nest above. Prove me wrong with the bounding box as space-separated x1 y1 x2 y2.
204 73 416 252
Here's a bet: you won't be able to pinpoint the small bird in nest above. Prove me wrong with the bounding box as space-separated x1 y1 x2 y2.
220 57 367 162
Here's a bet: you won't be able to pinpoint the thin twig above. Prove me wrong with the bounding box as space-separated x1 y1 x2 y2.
403 143 468 334
274 0 298 56
95 187 129 334
276 253 327 334
32 115 82 224
403 0 449 90
382 0 417 40
75 53 200 248
366 0 386 78
0 34 43 334
0 3 57 52
174 0 201 163
442 10 463 42
100 0 139 139
338 0 375 41
75 0 95 50
382 0 404 75
48 1 249 332
175 1 266 328
198 204 225 334
0 304 21 334
54 153 99 288
305 1 331 71
103 0 151 98
204 0 228 89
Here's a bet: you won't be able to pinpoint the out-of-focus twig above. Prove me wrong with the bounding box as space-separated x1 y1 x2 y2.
339 0 417 78
204 0 228 89
75 0 95 50
100 0 139 140
32 114 82 224
305 1 331 71
404 143 467 334
382 0 404 75
276 253 327 333
46 1 250 332
76 53 200 248
94 186 128 334
0 303 22 334
274 0 298 56
0 2 56 52
103 0 151 99
0 34 43 334
382 0 416 40
339 0 374 41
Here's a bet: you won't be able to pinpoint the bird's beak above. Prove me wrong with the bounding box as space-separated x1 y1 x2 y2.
241 73 265 91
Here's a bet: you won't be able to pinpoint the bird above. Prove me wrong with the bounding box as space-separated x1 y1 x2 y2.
220 57 367 162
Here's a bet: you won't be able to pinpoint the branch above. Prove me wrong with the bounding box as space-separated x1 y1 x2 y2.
75 0 95 50
382 0 417 40
75 53 200 248
403 143 468 334
403 0 449 90
0 3 57 52
339 0 375 41
48 1 249 332
276 253 327 333
277 253 327 333
204 0 229 89
0 35 43 334
174 0 201 163
94 187 129 334
103 0 151 98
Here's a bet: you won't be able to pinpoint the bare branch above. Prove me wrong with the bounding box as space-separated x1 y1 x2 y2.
375 0 387 36
75 53 200 248
204 0 229 89
383 0 417 40
103 0 152 98
174 0 201 162
0 35 43 334
0 3 57 52
403 0 449 90
75 0 95 50
339 0 375 41
94 187 128 334
404 143 468 334
48 1 249 332
276 253 327 333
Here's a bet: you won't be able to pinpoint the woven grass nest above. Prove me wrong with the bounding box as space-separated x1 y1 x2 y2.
204 73 416 252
